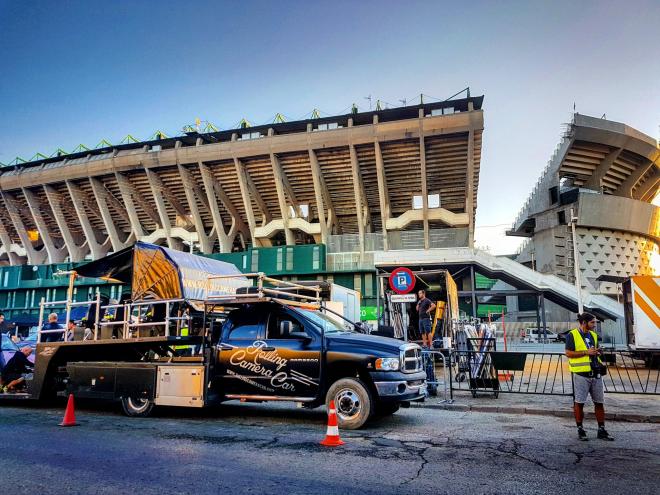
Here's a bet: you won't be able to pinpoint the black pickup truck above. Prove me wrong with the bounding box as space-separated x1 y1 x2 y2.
4 300 426 429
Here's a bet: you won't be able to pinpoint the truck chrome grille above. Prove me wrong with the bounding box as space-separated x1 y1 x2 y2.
400 344 423 373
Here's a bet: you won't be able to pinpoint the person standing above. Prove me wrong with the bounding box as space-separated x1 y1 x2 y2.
41 313 64 342
416 290 436 349
0 312 9 333
565 312 613 441
65 320 76 342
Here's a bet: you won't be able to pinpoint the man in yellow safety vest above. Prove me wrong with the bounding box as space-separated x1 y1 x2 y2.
173 325 190 354
565 312 613 441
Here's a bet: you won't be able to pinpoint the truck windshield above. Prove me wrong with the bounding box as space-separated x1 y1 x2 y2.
297 309 351 334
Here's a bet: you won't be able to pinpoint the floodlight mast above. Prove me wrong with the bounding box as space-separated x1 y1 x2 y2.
570 208 584 314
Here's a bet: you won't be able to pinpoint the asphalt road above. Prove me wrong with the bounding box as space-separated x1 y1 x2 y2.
1 400 658 494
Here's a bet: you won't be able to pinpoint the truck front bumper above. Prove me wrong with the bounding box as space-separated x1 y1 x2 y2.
373 371 427 402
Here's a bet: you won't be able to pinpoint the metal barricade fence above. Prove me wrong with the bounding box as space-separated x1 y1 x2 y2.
600 349 660 395
447 349 660 397
449 350 573 397
422 350 453 403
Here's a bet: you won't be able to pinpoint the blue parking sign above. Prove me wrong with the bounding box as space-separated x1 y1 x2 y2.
388 267 415 294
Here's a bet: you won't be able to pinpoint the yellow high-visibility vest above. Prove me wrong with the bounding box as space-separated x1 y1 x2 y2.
567 328 602 374
174 326 189 350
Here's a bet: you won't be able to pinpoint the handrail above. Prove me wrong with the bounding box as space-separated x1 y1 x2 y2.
204 272 321 306
37 294 190 342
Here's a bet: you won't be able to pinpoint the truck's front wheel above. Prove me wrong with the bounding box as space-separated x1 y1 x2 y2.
121 396 154 417
325 378 372 430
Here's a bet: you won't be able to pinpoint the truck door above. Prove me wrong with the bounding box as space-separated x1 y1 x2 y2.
263 308 321 398
216 309 267 396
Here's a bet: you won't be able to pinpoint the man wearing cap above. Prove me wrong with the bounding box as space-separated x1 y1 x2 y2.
565 312 613 441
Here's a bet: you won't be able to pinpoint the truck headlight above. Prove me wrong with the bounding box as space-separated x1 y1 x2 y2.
375 358 400 371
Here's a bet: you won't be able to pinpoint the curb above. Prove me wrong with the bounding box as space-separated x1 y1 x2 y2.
419 402 660 423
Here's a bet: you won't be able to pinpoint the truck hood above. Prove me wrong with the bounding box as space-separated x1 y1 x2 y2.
325 332 407 356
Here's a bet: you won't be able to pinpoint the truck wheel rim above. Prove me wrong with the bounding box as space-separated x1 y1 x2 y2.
127 397 150 413
335 388 361 420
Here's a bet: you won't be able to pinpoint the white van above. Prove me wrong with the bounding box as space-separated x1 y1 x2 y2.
522 327 560 343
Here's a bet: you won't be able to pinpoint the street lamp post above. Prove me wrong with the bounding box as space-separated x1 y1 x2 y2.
570 208 584 314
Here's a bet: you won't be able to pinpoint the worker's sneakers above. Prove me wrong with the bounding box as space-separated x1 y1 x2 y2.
577 426 588 441
597 427 614 441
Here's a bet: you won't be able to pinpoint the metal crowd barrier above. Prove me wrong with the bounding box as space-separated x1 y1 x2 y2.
447 349 660 397
450 350 573 397
600 349 660 395
422 350 454 403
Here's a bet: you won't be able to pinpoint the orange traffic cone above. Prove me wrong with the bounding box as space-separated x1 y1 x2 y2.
59 394 79 427
320 400 344 447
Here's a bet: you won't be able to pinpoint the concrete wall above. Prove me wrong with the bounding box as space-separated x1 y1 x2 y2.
577 193 659 241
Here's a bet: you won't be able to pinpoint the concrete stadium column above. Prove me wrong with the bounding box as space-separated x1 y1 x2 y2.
65 181 110 260
43 185 87 262
269 153 295 245
466 129 475 247
272 153 302 218
205 169 249 248
308 149 338 237
197 162 232 253
1 191 47 265
374 139 390 250
22 187 67 263
232 158 257 246
144 168 175 249
89 178 134 252
348 144 366 255
178 164 215 253
584 147 623 191
307 149 329 245
113 172 149 238
418 109 430 250
0 219 21 265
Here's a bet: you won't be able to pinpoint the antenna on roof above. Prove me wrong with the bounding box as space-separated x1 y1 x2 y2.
399 98 406 107
364 95 372 110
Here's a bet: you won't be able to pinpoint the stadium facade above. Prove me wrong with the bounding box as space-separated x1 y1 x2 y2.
0 96 485 322
507 113 659 321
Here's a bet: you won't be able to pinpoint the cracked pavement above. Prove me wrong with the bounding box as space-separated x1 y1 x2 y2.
0 400 658 494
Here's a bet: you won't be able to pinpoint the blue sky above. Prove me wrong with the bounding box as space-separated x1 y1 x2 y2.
1 0 658 253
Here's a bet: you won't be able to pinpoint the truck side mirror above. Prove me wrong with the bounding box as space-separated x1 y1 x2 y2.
279 320 292 338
